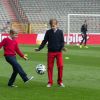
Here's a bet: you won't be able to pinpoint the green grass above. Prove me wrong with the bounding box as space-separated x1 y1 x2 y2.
0 45 100 100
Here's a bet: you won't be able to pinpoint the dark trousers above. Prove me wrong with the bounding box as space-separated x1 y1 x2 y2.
5 56 28 86
80 34 87 46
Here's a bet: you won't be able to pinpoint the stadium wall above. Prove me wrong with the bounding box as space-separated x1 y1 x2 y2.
0 33 100 45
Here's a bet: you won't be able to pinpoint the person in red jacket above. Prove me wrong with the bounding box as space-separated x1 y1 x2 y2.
0 29 33 87
35 19 67 87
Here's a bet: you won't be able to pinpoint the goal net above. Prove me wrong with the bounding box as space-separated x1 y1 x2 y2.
67 14 100 44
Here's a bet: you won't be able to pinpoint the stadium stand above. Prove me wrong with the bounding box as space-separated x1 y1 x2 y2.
0 0 100 33
17 0 100 33
0 0 19 33
0 0 10 33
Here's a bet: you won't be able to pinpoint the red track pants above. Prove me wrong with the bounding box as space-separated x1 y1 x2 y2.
47 52 63 85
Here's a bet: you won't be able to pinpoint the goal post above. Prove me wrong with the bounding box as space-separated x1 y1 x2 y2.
67 14 100 45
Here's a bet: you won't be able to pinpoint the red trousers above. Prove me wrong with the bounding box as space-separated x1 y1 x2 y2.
47 52 63 85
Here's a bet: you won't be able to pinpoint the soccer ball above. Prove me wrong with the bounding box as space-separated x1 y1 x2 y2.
36 64 46 75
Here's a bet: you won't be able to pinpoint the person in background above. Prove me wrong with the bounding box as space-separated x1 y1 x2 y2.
80 20 88 48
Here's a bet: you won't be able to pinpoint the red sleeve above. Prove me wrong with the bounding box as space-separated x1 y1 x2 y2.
15 43 24 58
0 39 6 49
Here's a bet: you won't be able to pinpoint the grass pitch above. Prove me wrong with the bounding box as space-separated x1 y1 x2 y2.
0 45 100 100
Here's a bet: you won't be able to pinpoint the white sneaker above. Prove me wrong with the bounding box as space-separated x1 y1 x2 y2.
8 84 18 88
59 83 65 87
25 76 34 83
46 84 52 87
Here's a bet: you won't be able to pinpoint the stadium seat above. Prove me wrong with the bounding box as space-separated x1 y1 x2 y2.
0 0 100 33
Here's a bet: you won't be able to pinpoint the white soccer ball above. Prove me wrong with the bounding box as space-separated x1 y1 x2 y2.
36 64 46 75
